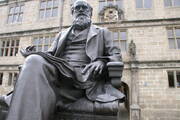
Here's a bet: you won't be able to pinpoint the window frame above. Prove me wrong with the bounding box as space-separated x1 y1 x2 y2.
0 72 3 85
99 0 123 12
8 72 18 86
167 27 180 49
7 3 24 24
39 0 59 19
32 34 56 52
164 0 180 7
167 71 180 88
110 29 128 52
0 38 20 57
135 0 153 9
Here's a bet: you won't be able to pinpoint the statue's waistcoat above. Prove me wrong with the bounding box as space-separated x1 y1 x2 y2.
62 28 90 68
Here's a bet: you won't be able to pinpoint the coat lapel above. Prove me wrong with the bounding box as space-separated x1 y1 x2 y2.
55 25 99 58
55 26 73 56
87 25 98 44
86 25 99 60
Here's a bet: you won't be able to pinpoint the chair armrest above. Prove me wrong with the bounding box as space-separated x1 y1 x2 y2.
107 62 124 88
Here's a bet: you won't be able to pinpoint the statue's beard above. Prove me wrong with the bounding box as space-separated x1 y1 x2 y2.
73 15 91 30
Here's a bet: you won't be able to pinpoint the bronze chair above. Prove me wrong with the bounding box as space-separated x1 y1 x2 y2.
55 61 126 120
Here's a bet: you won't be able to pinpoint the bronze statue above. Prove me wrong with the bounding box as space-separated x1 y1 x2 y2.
5 0 124 120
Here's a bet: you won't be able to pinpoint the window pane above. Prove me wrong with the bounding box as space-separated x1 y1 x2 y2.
15 6 20 13
50 36 55 43
8 73 12 86
13 14 18 22
120 40 127 51
16 40 19 46
175 29 180 37
40 10 45 19
10 48 14 56
15 48 18 56
40 1 46 9
174 0 180 6
33 38 39 45
144 0 152 8
52 8 58 17
6 40 10 47
47 0 53 8
0 73 3 85
116 0 123 8
177 38 180 49
168 71 175 87
53 0 58 7
167 29 173 37
164 0 172 6
113 32 119 40
39 37 43 44
107 0 114 6
38 46 42 51
13 73 18 85
120 32 126 40
44 45 49 51
9 7 15 14
18 14 23 22
45 36 49 44
168 38 176 49
45 9 51 17
0 48 4 56
136 0 143 8
113 40 120 47
20 5 24 12
2 41 5 47
8 15 13 23
176 72 180 87
11 40 15 46
99 1 106 11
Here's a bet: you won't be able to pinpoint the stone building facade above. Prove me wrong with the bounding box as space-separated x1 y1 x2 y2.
0 0 180 120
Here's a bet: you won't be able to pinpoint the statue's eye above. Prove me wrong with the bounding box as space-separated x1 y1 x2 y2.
75 6 80 10
82 6 88 10
75 5 88 11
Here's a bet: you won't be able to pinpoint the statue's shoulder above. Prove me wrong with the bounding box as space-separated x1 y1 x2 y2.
91 25 110 33
92 24 105 30
60 27 71 34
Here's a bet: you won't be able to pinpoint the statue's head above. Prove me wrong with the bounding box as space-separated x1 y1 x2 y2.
71 0 93 30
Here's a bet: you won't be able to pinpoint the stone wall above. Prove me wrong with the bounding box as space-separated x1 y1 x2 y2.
139 69 180 120
0 0 60 34
0 0 180 120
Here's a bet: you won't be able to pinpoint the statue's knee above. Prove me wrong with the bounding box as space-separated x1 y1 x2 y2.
25 54 45 65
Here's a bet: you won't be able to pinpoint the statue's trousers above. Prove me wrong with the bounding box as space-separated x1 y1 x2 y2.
6 54 59 120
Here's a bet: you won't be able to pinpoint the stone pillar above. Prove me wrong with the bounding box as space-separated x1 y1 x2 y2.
128 40 141 120
59 0 64 31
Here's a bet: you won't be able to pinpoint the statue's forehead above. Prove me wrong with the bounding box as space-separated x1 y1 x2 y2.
74 1 89 7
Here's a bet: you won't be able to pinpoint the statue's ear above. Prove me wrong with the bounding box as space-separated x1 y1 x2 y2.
71 6 74 15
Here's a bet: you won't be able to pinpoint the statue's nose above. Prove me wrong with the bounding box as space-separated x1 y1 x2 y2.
79 6 83 12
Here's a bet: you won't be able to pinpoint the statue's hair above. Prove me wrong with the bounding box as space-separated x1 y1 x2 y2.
71 0 93 17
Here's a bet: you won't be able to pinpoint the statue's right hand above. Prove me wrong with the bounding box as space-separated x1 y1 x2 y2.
82 60 105 79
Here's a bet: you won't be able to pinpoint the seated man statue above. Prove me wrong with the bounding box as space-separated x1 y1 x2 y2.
6 0 125 120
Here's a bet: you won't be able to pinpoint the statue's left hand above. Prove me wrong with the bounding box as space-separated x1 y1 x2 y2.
82 60 105 78
20 46 36 57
